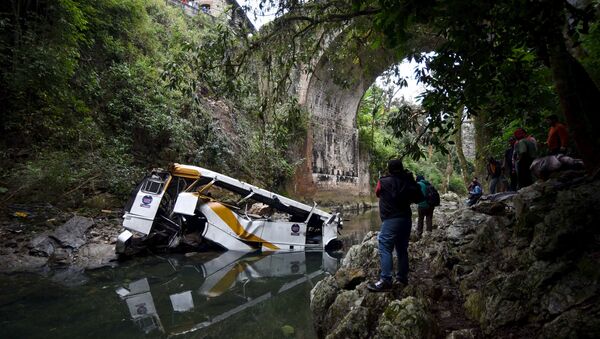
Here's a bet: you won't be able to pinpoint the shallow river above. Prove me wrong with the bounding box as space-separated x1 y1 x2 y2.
0 209 379 339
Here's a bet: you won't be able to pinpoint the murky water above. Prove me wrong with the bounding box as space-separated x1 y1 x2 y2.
0 209 379 339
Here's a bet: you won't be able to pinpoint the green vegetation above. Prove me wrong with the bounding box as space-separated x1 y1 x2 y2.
0 0 306 206
357 84 468 195
250 0 600 176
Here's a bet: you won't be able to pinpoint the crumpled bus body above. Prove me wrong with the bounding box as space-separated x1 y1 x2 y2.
116 164 342 255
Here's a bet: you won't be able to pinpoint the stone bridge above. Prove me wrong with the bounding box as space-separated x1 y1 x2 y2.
288 26 437 201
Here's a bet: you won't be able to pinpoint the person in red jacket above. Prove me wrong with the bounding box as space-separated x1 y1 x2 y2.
545 115 569 155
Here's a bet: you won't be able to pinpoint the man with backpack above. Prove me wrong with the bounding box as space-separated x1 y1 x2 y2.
367 159 424 292
415 175 440 239
513 127 538 189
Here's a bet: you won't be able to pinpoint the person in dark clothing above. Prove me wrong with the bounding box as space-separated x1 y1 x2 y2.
502 137 518 191
513 128 537 189
486 156 502 194
367 159 424 292
415 175 434 239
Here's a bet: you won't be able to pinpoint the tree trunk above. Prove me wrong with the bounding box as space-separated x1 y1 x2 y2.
473 110 493 183
547 35 600 173
441 153 453 193
454 109 470 186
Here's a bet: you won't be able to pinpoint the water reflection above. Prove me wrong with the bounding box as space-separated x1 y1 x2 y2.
0 210 377 339
116 251 340 337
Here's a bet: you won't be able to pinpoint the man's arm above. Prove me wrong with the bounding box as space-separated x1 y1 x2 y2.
375 180 381 198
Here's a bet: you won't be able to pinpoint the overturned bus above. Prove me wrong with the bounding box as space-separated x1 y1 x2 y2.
116 164 343 255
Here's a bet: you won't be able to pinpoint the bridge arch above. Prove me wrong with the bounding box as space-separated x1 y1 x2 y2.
292 27 437 200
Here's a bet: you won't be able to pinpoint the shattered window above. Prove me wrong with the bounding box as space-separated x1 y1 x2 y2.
142 176 165 194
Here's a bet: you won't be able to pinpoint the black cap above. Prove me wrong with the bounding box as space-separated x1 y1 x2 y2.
388 159 404 174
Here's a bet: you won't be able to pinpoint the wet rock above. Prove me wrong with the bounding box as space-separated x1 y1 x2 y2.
470 201 508 215
0 253 48 272
49 247 73 266
310 275 339 336
539 308 600 339
314 173 600 337
76 243 118 269
373 296 435 339
324 289 362 331
28 233 55 257
326 306 369 339
51 216 94 249
334 267 366 290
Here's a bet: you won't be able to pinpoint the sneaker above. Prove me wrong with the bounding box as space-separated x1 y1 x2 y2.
367 279 392 292
393 278 408 287
394 276 408 285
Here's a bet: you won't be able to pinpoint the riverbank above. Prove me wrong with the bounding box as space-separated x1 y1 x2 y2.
310 171 600 338
0 205 122 275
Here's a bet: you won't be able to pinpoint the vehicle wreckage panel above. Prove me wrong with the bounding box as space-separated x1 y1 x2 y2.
117 163 341 254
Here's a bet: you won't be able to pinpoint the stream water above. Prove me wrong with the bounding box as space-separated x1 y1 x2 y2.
0 209 379 339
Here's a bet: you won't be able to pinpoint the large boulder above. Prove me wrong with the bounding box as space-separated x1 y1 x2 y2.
313 173 600 338
51 216 94 249
373 297 435 339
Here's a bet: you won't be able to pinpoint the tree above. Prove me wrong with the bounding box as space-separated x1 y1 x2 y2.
254 0 600 172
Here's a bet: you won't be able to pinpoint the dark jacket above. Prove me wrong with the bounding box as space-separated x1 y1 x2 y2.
376 172 424 221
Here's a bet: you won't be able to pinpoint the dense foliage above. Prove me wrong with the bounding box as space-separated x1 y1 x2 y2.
357 84 468 194
252 0 600 175
0 0 306 206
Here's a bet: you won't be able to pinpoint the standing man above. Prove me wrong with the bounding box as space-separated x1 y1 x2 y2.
367 159 423 292
415 175 435 239
485 156 502 194
513 128 538 189
503 137 518 191
545 115 569 155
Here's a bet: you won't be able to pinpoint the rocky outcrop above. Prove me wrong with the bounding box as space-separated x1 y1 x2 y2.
0 213 121 273
311 173 600 338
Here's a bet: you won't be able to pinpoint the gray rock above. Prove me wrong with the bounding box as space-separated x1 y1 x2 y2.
373 296 435 339
310 275 339 336
51 216 94 249
0 254 48 272
325 306 369 339
28 233 55 257
76 243 118 269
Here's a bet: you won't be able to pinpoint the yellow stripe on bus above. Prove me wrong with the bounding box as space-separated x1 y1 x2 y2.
207 202 279 250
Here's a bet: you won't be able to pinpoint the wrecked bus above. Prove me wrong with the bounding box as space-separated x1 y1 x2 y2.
116 163 343 255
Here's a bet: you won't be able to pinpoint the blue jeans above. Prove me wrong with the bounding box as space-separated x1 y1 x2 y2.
378 217 412 283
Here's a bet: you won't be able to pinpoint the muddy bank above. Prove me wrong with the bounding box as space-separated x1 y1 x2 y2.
311 172 600 338
0 205 122 275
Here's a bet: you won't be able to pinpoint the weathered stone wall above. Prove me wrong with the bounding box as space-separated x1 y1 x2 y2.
295 41 395 199
462 119 475 160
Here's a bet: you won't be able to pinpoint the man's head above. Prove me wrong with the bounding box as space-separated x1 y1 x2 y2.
387 159 404 175
545 114 558 127
514 128 527 140
416 175 424 182
487 156 495 163
508 136 516 145
472 177 478 183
